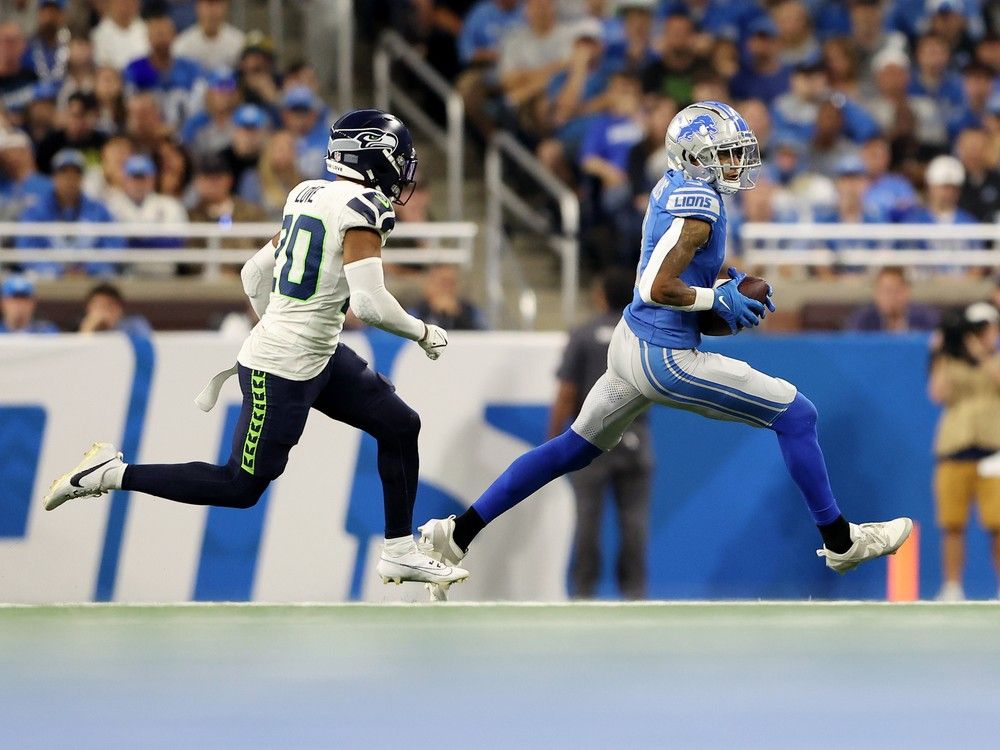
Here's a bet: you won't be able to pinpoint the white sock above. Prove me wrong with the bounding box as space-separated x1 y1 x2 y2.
383 535 417 556
105 463 127 490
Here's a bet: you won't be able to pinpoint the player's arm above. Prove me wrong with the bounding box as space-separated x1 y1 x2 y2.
639 217 765 332
639 217 714 309
241 231 280 319
342 228 447 360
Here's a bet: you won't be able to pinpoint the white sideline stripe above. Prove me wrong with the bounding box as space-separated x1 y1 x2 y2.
638 217 683 305
1 601 997 609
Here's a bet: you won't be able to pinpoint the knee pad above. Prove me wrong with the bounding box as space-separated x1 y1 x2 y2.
771 392 817 435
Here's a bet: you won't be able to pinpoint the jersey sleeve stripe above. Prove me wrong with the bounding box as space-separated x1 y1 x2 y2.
346 196 379 227
638 216 683 304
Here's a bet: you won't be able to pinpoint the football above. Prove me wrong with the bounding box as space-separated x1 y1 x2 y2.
698 275 771 336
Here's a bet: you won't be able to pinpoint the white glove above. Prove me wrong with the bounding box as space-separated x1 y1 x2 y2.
418 324 448 360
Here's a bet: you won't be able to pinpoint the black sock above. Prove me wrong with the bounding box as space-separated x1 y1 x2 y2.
453 507 486 551
818 515 852 554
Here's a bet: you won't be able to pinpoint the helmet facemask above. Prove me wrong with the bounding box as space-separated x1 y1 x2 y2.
692 135 761 194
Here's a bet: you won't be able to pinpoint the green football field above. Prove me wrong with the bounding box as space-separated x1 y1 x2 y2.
1 602 997 749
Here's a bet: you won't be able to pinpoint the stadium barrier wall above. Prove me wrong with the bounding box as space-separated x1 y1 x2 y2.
1 331 994 602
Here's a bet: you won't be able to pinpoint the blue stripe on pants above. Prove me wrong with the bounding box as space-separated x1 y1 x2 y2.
639 342 773 428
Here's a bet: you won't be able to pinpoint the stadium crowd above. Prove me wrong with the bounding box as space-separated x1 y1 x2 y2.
0 0 336 276
386 0 1000 272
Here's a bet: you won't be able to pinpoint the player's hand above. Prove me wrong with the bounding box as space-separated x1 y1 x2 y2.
730 267 776 313
418 324 448 361
714 272 765 334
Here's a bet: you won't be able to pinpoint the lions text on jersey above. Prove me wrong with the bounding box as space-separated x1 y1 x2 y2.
238 179 396 380
624 171 726 350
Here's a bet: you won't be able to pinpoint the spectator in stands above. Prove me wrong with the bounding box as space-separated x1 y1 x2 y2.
548 268 652 599
36 92 107 174
16 148 123 277
957 128 1000 223
975 31 1000 71
910 33 966 129
926 0 978 69
807 96 862 175
21 0 68 83
902 154 978 229
155 137 193 200
279 87 328 181
84 133 131 201
847 0 906 90
123 4 205 127
497 0 573 135
91 0 149 71
535 18 613 180
0 0 40 37
124 92 169 155
172 0 245 70
0 22 37 119
579 71 644 266
846 266 939 331
180 69 239 158
221 102 268 187
454 0 523 139
823 36 862 99
864 46 947 156
0 128 50 221
983 91 1000 167
106 154 188 252
23 80 59 147
641 7 703 107
237 128 303 220
188 152 264 236
729 16 790 106
0 275 58 334
408 264 486 330
773 0 820 69
860 136 919 222
771 58 829 148
236 32 280 110
93 65 126 135
58 36 96 105
282 59 322 95
603 1 655 76
79 282 152 335
948 61 996 139
928 302 1000 601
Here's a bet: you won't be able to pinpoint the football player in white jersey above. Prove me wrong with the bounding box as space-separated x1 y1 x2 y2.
43 109 469 589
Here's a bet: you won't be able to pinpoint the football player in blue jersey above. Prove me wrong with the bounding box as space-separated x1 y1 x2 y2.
420 101 912 580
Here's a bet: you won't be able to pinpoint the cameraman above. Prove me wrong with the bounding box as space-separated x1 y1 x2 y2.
928 302 1000 601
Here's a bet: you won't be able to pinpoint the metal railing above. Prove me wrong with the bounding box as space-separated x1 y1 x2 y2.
742 223 1000 270
0 221 477 275
233 0 353 113
485 132 580 327
373 31 464 221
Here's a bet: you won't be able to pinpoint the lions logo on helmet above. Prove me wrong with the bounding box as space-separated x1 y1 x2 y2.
665 101 760 195
326 109 418 204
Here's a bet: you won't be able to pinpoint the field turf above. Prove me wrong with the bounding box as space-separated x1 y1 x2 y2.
1 602 997 749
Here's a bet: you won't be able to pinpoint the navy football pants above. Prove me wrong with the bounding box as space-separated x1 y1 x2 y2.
121 344 421 538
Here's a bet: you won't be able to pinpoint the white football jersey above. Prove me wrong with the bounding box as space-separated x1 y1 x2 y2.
237 179 395 380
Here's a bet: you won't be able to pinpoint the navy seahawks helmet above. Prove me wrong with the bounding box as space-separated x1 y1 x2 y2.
325 109 418 204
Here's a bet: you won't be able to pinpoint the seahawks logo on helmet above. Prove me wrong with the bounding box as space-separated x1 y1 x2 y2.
328 129 399 153
677 115 719 142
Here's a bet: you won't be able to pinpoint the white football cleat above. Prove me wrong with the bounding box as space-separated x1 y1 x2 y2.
417 515 466 566
816 517 913 574
43 442 124 511
376 546 469 587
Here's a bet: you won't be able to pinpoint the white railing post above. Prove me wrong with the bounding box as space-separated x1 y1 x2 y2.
484 140 504 327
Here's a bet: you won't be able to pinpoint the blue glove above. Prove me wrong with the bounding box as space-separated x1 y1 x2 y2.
713 267 765 333
727 266 775 313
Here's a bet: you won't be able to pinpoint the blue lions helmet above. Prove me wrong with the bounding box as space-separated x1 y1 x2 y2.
665 101 760 194
325 109 418 203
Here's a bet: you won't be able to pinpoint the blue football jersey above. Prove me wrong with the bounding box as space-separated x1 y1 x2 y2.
623 170 726 349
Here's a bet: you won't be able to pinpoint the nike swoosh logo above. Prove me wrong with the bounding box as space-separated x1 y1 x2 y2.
719 297 730 310
70 458 115 488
